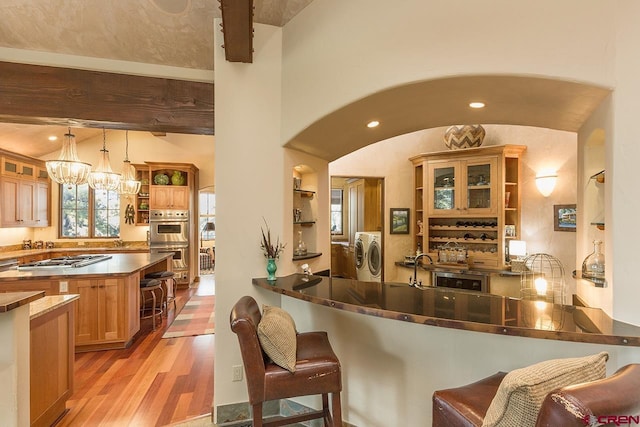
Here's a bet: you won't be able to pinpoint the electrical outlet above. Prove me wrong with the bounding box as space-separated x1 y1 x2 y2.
59 281 68 293
232 365 243 382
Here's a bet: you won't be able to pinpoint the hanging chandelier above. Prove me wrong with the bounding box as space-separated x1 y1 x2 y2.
88 129 121 191
118 130 141 195
45 128 92 186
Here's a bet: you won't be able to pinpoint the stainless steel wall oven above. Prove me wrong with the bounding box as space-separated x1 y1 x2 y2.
149 209 190 283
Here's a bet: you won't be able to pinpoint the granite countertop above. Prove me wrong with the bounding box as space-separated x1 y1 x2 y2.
0 245 150 261
0 291 44 312
254 274 640 347
0 253 172 281
395 261 520 276
30 294 79 319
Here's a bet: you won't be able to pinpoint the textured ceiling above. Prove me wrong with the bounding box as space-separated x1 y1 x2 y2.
0 0 314 71
0 0 313 157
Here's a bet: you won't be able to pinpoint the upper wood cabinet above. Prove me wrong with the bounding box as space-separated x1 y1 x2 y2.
0 151 51 228
150 186 189 210
411 145 526 270
1 156 36 179
147 162 197 211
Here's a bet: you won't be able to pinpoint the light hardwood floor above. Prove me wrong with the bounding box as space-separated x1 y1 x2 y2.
55 275 216 427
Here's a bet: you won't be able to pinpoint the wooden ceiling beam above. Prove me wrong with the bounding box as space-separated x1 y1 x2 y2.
220 0 254 63
0 61 214 135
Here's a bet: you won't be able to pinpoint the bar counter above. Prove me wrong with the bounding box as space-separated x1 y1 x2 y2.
253 274 640 347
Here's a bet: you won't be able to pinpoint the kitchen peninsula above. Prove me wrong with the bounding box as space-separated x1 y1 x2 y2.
0 252 173 352
254 274 640 347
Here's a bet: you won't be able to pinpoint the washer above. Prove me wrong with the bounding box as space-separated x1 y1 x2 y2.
354 232 369 281
355 231 382 282
367 231 382 281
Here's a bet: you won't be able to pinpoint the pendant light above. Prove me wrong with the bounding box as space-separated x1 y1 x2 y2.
118 130 141 195
45 128 92 186
88 129 121 191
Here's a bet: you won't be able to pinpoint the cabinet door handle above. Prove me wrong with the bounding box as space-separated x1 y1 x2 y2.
91 285 97 289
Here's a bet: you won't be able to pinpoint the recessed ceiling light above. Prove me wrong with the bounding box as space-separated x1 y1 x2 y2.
469 102 485 109
48 135 58 141
367 120 380 128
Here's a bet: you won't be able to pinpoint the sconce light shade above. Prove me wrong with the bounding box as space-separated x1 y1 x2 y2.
535 172 558 197
509 240 527 258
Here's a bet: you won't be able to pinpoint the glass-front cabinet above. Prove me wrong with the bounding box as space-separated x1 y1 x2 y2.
412 145 525 270
428 157 497 216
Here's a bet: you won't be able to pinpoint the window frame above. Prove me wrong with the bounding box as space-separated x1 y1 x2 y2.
330 188 345 236
58 184 121 239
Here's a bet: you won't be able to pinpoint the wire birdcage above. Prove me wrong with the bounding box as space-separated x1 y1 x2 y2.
520 253 565 304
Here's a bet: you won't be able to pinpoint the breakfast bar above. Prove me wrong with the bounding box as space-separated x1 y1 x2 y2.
253 274 640 347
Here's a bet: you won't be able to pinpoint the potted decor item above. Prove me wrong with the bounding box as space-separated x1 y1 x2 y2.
171 170 185 185
443 124 486 150
260 219 286 282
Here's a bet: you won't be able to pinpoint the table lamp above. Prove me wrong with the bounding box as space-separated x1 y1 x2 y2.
200 221 216 248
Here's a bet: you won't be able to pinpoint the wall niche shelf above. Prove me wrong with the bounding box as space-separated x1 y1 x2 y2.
294 189 315 198
573 270 607 287
589 170 605 183
294 221 316 226
293 252 322 261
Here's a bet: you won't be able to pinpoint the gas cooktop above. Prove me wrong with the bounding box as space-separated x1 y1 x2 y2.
17 254 113 270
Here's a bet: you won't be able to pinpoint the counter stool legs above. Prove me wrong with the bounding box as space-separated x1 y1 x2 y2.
145 271 176 316
140 278 163 331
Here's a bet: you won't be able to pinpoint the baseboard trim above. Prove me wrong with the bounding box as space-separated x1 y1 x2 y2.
216 399 356 426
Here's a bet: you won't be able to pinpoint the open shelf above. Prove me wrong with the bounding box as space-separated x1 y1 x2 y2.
293 252 322 261
573 270 607 287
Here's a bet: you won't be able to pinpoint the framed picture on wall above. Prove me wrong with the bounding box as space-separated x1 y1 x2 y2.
390 208 410 234
554 204 577 232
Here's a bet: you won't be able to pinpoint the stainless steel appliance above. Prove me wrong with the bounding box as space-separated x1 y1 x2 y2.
149 209 190 283
432 271 488 293
149 210 189 245
17 255 112 270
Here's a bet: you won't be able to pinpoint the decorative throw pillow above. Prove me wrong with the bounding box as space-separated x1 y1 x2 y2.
482 351 609 427
257 305 298 373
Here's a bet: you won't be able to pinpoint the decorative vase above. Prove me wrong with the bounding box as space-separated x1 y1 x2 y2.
443 124 486 150
266 258 277 281
171 170 185 185
582 240 605 279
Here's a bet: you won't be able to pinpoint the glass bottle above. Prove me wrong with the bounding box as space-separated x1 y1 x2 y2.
295 231 307 256
582 240 605 279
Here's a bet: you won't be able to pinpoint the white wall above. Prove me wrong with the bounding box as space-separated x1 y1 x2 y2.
211 1 636 425
330 125 577 297
213 21 285 415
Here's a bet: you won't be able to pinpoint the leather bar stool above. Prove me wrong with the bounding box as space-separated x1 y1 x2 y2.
230 296 342 427
145 271 176 315
140 278 164 330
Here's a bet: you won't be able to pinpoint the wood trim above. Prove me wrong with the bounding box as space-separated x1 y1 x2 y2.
0 61 214 135
220 0 254 63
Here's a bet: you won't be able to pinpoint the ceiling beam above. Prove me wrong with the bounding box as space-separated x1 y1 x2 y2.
220 0 254 63
0 61 214 135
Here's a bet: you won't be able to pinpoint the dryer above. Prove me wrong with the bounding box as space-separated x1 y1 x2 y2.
355 231 382 282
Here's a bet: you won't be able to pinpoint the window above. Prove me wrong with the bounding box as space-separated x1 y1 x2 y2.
199 190 216 243
331 188 343 235
60 184 120 238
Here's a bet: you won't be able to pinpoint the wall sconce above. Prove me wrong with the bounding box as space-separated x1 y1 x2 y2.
535 171 558 197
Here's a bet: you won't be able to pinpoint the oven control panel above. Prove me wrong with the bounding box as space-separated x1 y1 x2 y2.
149 210 189 220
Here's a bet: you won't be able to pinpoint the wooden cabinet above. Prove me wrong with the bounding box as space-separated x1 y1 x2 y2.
70 278 125 347
150 185 189 209
0 151 50 228
411 145 526 270
134 164 150 225
1 156 36 179
347 178 381 245
427 157 498 216
148 163 195 210
30 299 75 427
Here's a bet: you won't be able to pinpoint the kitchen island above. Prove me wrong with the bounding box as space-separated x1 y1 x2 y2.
254 274 640 347
0 253 173 352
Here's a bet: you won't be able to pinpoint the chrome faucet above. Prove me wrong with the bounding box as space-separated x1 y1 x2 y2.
410 253 434 288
